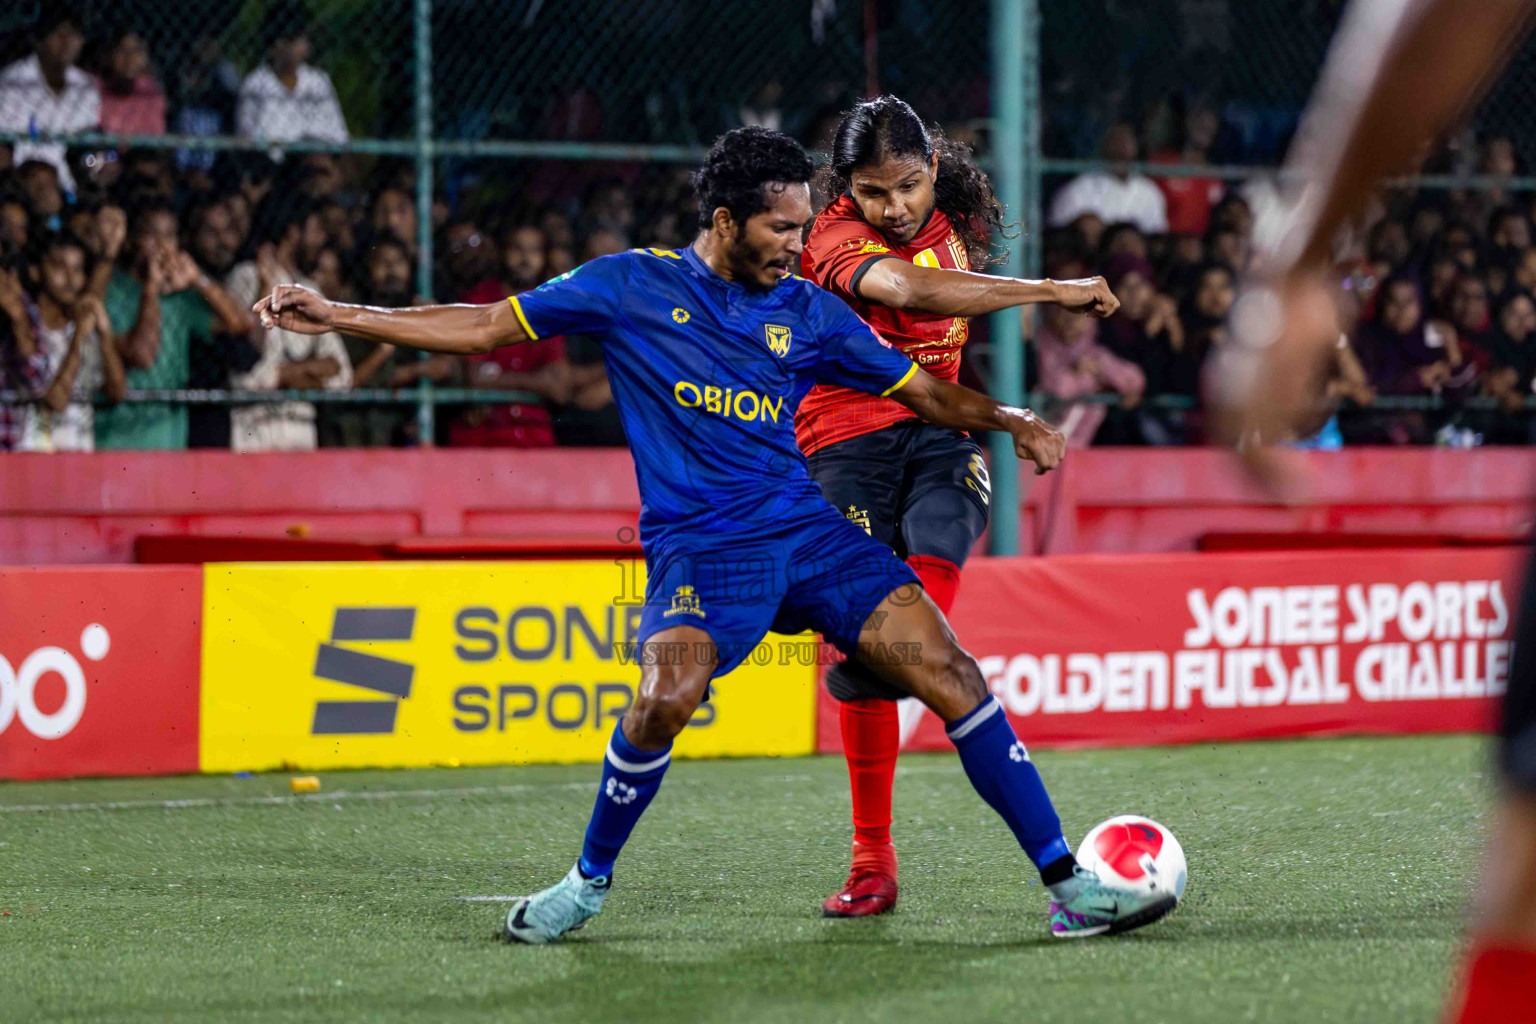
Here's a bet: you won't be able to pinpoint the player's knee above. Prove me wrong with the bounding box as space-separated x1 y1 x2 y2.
626 688 699 746
925 640 988 709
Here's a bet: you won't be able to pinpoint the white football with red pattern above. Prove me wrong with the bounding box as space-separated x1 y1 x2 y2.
1075 815 1187 901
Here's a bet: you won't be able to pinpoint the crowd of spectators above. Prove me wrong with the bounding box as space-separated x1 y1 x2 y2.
1 7 1534 452
0 7 633 453
1038 107 1536 448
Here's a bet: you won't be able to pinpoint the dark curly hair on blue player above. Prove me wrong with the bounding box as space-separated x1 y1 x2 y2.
692 126 815 231
819 95 1010 268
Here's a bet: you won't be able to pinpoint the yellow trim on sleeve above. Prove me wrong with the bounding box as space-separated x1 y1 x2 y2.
880 362 919 397
507 295 539 341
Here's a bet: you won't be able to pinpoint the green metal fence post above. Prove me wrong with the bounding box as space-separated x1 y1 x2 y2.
1022 3 1042 286
987 0 1028 555
413 0 435 446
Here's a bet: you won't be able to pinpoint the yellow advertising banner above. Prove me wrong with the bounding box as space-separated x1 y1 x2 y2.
200 561 817 772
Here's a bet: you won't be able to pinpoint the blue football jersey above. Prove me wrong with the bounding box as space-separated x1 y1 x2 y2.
511 246 917 543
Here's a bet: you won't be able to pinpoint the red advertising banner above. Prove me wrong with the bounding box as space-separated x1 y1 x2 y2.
0 567 202 779
816 548 1525 753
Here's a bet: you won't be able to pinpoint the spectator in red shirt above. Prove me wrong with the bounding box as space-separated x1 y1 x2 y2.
1150 103 1224 236
445 221 570 448
95 29 165 137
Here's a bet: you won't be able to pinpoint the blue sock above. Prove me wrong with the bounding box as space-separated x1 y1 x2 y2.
947 696 1071 871
577 722 672 879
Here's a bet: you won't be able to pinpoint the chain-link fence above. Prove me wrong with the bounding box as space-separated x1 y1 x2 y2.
0 0 992 150
4 0 1536 458
0 0 1000 451
0 0 415 142
1039 0 1536 176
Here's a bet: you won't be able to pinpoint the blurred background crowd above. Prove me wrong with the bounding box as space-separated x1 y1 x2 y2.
2 3 1535 452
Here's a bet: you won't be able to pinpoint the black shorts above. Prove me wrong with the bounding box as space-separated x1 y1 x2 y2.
806 419 991 702
1502 546 1536 791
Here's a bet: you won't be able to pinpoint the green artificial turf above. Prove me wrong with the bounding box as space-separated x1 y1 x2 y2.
1 735 1491 1024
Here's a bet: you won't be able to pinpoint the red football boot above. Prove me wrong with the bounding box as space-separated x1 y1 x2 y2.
822 842 898 918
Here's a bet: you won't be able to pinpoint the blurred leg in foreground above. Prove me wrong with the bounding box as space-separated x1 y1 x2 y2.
1207 2 1536 1018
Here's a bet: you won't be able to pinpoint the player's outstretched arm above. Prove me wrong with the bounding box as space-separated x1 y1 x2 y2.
253 284 528 354
858 259 1118 318
889 368 1065 474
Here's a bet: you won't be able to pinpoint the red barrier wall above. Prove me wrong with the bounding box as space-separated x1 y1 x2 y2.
3 448 1535 564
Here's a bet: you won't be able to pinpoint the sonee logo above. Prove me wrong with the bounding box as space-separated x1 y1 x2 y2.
605 778 638 804
311 608 417 735
1008 741 1030 763
0 623 110 740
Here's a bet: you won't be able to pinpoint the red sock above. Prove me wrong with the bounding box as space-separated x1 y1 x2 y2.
907 554 961 615
840 699 899 849
1448 941 1536 1024
837 556 964 857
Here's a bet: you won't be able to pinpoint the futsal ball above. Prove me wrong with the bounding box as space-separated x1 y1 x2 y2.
1075 815 1186 900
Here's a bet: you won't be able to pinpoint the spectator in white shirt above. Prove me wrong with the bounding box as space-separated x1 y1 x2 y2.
236 21 349 145
18 232 127 451
1049 123 1169 236
224 197 351 451
0 8 101 191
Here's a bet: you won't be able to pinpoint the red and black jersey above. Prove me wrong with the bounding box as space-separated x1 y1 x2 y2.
796 194 971 455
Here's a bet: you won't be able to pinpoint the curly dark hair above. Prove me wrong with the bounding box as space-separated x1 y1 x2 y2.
817 95 1009 268
27 229 94 278
692 126 814 231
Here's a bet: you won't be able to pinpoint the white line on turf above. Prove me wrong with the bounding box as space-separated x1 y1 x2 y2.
453 896 521 902
0 760 962 816
0 781 594 815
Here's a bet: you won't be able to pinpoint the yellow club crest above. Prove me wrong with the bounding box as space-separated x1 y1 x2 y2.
844 505 871 535
912 248 940 268
663 584 705 618
672 308 691 324
765 324 792 357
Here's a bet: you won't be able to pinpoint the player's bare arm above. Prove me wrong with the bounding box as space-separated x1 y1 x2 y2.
253 284 528 354
857 259 1119 319
889 368 1065 474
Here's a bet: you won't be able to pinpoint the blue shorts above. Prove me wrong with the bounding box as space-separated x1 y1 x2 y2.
638 500 921 677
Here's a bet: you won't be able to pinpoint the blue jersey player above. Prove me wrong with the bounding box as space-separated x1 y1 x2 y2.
255 127 1177 942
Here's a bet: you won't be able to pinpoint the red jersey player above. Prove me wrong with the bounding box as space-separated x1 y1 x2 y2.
799 95 1119 917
